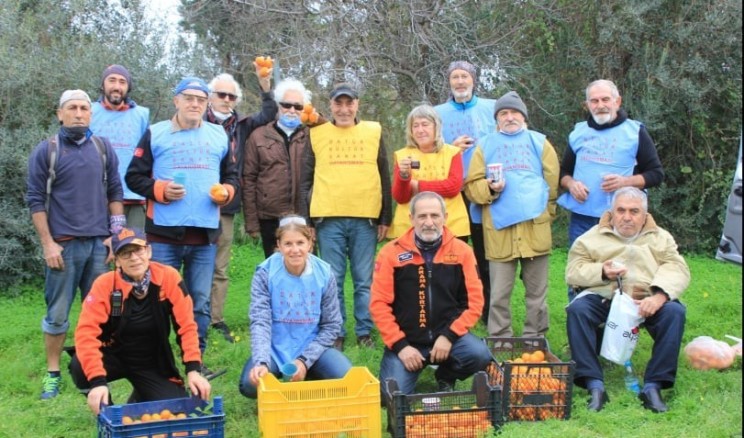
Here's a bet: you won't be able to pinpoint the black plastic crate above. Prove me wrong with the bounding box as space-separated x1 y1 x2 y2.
485 337 574 421
383 371 502 438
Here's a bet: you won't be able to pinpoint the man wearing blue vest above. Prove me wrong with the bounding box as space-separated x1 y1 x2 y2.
434 61 496 323
558 80 664 301
126 77 239 374
464 91 559 338
26 89 124 399
90 64 150 230
205 70 276 344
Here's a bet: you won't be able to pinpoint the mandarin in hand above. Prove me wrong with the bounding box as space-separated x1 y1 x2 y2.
210 183 228 203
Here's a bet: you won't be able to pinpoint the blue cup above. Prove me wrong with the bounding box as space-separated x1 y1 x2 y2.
280 363 297 382
173 171 186 186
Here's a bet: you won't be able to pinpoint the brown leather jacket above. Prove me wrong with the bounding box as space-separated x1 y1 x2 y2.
241 123 309 233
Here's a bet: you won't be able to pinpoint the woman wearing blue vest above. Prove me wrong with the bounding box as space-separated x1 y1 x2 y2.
239 215 352 398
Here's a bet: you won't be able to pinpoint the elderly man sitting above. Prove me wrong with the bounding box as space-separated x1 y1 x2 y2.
566 187 690 413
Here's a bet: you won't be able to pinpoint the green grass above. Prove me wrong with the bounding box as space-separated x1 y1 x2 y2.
0 244 741 437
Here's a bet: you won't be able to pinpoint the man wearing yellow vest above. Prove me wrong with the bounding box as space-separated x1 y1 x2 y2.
299 83 392 351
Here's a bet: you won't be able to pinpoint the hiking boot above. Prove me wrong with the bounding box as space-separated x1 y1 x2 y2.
40 373 61 400
333 337 345 351
211 322 235 343
357 335 375 348
437 379 456 392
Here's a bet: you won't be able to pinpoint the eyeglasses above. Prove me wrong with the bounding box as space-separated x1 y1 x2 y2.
279 102 304 111
180 94 208 104
213 91 238 102
117 246 148 260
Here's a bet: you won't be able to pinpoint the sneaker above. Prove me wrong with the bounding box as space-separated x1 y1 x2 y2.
200 365 227 381
357 335 375 348
40 373 61 400
211 322 235 343
437 379 456 392
332 337 345 351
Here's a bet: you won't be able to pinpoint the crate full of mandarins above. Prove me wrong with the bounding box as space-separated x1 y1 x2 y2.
486 337 575 422
98 396 224 437
383 371 502 438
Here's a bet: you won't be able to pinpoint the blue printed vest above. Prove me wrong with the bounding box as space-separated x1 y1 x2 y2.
435 97 496 179
91 102 150 200
149 120 228 228
478 130 547 229
557 119 641 217
259 253 331 366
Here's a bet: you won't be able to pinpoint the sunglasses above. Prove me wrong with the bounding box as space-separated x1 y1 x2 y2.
279 102 304 111
213 91 238 101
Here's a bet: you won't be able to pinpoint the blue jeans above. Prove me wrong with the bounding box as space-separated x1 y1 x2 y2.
315 218 376 338
566 294 686 389
150 242 217 353
238 348 352 398
567 212 600 301
43 237 109 334
379 333 492 395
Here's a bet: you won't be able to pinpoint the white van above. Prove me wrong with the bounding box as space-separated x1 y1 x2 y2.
716 136 742 264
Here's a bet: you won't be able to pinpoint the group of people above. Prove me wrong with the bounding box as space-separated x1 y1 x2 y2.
26 58 689 417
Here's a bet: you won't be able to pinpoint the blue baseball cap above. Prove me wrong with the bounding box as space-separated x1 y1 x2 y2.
174 77 210 96
111 227 147 254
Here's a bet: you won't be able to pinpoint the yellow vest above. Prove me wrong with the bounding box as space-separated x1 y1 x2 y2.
388 144 470 238
309 121 384 219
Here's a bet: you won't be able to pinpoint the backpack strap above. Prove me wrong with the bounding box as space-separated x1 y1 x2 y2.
90 135 108 190
45 135 59 212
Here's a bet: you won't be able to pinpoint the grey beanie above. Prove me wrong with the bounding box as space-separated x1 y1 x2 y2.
494 91 528 119
446 60 477 81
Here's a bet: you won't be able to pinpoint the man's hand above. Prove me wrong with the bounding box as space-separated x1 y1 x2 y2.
102 236 114 264
249 364 269 387
602 260 628 281
42 241 65 270
377 225 389 242
635 293 668 318
568 179 590 203
430 336 453 363
398 346 426 372
253 61 272 92
165 180 186 201
187 370 211 401
488 178 506 194
87 385 109 415
452 135 475 150
600 174 628 192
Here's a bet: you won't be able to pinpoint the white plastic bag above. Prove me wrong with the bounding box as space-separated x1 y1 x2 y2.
600 288 645 365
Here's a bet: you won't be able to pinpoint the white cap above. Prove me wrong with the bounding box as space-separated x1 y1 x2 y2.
58 89 91 108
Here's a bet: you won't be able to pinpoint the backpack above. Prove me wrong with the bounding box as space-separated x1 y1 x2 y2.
45 134 107 211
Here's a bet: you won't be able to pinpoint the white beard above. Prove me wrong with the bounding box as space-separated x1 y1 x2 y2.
592 112 613 125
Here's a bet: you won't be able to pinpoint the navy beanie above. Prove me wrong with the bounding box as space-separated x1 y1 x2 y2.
101 64 133 91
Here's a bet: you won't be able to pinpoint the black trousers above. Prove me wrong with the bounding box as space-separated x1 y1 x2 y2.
69 352 187 403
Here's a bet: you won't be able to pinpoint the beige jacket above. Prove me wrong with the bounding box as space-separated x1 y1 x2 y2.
566 212 690 300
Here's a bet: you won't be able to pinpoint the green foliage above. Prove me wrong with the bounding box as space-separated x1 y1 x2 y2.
0 0 215 288
0 245 740 436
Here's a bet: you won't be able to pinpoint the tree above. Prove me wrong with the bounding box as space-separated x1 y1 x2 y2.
0 0 211 288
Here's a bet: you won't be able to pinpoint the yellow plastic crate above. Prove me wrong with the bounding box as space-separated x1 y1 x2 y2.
258 366 381 438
